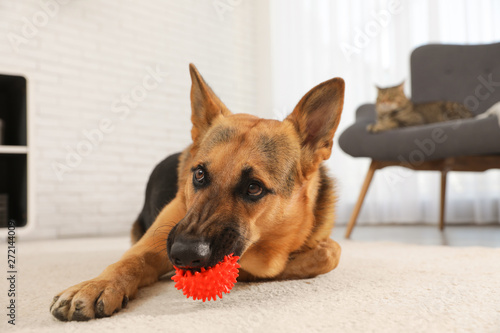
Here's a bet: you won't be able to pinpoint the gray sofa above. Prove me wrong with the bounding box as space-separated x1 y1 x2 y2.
339 42 500 238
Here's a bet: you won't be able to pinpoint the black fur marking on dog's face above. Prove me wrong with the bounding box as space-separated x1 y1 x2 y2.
234 166 272 203
257 134 281 162
191 164 210 190
208 226 245 266
166 223 179 258
256 134 298 196
201 125 237 152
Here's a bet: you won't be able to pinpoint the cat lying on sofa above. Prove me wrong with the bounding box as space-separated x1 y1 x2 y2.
367 82 473 133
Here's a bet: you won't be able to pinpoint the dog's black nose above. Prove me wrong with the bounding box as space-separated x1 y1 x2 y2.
169 237 211 269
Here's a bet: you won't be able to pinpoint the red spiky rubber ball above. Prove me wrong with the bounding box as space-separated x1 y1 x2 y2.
171 254 240 302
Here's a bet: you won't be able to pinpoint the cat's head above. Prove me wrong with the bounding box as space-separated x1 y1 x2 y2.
375 81 409 113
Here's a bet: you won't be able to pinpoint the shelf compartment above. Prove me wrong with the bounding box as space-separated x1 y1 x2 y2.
0 154 27 227
0 74 27 146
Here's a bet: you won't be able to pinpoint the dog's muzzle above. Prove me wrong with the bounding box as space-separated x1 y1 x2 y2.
169 235 211 269
167 221 245 271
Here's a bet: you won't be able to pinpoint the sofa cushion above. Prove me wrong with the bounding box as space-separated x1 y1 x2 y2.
338 104 500 162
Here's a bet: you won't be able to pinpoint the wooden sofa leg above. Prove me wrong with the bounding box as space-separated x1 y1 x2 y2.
345 160 377 239
439 171 447 231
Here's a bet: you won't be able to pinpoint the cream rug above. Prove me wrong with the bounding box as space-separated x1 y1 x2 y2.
1 237 499 333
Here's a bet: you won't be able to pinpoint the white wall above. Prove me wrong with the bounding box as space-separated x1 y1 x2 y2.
1 0 266 239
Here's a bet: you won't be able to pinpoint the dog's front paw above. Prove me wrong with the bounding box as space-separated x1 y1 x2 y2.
312 238 341 274
50 279 129 321
279 238 341 280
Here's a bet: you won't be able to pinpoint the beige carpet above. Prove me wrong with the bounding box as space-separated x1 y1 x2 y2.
1 236 500 333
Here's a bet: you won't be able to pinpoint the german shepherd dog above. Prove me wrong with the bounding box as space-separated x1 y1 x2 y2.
50 64 345 321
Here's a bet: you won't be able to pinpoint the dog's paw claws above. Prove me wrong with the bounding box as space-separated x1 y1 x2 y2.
95 300 106 318
70 308 91 322
122 295 129 308
50 280 128 321
50 296 59 310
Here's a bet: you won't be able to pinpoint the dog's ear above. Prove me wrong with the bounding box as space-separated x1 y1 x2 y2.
286 77 345 176
189 63 232 143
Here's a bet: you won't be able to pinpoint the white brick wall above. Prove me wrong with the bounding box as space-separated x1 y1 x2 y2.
1 0 263 239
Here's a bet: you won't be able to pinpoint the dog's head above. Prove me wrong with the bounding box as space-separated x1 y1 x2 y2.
167 64 344 272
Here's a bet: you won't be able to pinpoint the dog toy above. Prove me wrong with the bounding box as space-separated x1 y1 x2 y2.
171 254 240 302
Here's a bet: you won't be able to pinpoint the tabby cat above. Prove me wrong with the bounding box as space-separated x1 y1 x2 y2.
367 82 473 133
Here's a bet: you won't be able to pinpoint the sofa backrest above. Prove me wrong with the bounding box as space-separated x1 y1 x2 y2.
410 42 500 115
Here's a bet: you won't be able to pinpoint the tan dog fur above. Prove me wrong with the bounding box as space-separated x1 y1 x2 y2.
50 64 344 321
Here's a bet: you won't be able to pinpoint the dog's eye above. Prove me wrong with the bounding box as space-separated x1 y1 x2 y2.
194 167 205 183
247 183 263 196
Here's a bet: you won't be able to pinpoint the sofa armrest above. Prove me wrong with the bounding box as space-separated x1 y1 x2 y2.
356 104 376 122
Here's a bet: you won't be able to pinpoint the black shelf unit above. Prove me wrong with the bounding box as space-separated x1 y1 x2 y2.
0 74 27 228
